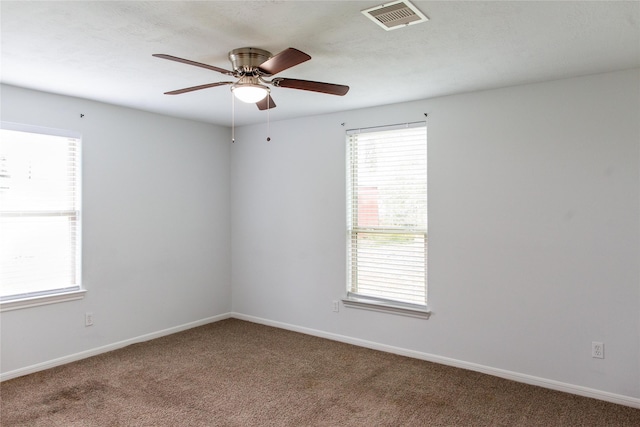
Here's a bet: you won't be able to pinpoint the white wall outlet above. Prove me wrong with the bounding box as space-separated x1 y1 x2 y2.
332 300 340 312
85 312 94 327
592 341 604 359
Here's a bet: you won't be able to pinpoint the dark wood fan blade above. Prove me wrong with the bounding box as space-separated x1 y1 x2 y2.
164 82 233 95
256 95 276 110
258 48 311 75
273 78 349 96
153 54 233 75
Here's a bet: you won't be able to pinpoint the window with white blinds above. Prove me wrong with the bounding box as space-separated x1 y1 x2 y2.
0 123 82 303
346 122 427 307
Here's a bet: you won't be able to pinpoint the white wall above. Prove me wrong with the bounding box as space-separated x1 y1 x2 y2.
231 69 640 401
0 85 232 374
2 69 638 405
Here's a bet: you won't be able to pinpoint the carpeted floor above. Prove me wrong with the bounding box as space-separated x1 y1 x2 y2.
1 319 639 426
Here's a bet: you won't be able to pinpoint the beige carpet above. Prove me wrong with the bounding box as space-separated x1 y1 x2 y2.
1 319 639 426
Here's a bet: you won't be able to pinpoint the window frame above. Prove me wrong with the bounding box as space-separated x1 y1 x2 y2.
0 122 84 312
344 122 430 318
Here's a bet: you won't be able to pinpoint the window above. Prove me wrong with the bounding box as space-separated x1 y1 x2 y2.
346 122 428 315
0 122 83 310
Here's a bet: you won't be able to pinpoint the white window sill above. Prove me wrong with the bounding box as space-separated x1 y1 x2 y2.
342 297 431 319
0 290 87 312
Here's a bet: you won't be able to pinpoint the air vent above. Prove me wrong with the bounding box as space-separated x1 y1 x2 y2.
362 1 428 31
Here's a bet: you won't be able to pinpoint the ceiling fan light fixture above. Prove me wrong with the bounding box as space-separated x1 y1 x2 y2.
231 82 269 103
155 47 349 109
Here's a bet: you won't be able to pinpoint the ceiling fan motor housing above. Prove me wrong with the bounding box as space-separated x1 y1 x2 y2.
228 47 272 74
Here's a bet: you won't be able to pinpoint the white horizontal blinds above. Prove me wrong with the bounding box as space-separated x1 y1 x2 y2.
0 125 81 300
347 123 427 306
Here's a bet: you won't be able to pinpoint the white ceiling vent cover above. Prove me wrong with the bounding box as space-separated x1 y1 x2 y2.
362 1 428 31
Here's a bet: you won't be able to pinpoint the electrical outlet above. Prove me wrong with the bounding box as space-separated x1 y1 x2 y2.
332 300 340 312
592 341 604 359
85 312 94 327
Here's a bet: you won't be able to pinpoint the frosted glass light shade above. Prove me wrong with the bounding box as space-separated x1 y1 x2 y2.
232 84 269 103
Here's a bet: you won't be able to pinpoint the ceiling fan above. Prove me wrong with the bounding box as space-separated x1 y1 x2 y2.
153 47 350 110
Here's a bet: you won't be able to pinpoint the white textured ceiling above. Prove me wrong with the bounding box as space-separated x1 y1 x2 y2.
1 1 639 126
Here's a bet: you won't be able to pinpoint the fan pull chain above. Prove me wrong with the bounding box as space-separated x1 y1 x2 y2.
266 96 271 142
231 92 235 143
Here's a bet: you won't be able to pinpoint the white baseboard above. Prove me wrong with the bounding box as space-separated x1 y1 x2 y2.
231 312 640 409
0 313 231 382
3 311 639 410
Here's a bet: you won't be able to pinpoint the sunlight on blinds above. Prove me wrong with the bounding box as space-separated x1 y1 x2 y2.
0 125 81 300
347 123 427 306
